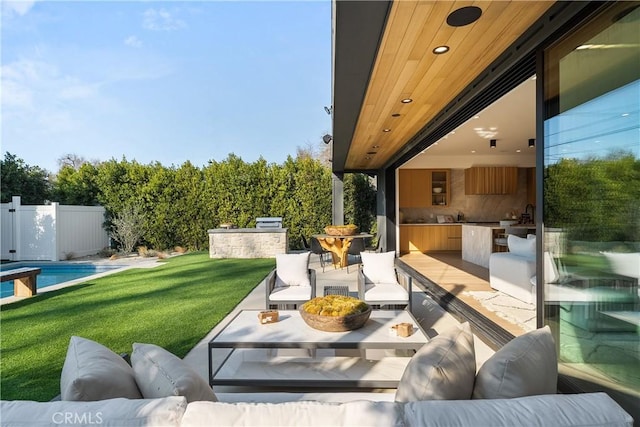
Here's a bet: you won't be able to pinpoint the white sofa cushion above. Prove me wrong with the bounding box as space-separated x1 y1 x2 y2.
395 322 475 402
361 251 397 284
403 393 633 427
364 283 408 302
268 285 313 301
507 234 536 257
181 400 404 427
131 343 217 403
472 326 557 399
275 252 311 287
60 336 142 401
489 251 536 304
0 396 187 427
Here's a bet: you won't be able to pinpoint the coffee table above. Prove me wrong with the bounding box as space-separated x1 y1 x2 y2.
208 309 428 389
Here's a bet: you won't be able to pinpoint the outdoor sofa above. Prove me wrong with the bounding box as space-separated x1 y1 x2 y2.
1 326 633 426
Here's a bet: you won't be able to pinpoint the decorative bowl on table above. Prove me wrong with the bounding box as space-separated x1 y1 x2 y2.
300 295 371 332
324 224 359 236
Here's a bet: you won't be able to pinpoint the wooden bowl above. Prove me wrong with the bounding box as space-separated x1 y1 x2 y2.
299 305 372 332
324 225 359 236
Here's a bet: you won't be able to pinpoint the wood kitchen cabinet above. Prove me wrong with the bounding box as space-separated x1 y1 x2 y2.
464 166 518 195
399 169 450 207
400 225 461 254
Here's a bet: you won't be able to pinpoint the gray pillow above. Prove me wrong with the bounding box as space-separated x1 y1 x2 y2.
472 325 557 399
132 342 217 403
395 322 476 402
60 336 142 401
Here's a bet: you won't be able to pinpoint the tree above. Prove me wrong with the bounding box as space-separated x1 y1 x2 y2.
344 173 377 233
51 163 100 205
110 204 146 254
57 153 88 170
0 152 51 204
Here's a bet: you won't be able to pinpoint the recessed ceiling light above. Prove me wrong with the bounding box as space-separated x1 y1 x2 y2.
447 6 482 27
433 142 439 146
433 45 450 54
392 113 401 117
401 98 413 104
450 131 456 135
471 150 476 153
516 149 521 153
372 145 380 149
473 115 480 119
383 128 391 132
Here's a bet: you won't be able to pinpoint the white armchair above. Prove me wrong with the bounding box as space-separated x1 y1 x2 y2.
266 252 316 309
357 251 412 309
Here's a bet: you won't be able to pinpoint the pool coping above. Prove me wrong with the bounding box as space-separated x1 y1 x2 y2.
0 257 164 306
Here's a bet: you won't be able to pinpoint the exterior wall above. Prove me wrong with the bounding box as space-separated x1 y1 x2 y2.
0 196 108 261
208 228 288 259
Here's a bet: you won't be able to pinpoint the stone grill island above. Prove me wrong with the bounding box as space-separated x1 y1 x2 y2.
208 226 288 259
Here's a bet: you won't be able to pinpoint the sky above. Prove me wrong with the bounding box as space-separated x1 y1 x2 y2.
1 0 332 173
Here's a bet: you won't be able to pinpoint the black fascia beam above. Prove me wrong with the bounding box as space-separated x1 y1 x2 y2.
331 0 392 174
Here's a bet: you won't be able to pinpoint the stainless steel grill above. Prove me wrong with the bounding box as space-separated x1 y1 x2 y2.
255 217 283 229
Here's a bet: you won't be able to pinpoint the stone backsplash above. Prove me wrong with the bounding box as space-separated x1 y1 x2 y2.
400 169 531 223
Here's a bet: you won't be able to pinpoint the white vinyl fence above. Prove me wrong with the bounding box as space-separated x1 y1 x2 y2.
1 196 109 261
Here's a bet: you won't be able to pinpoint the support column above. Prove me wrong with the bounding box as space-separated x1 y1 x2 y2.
332 172 344 225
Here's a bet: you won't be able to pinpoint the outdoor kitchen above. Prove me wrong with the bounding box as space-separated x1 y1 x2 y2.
208 217 288 259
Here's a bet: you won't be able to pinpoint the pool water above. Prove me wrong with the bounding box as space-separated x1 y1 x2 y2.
1 264 123 298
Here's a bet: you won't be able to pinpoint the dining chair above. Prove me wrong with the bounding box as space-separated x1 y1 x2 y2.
346 237 366 273
309 237 330 272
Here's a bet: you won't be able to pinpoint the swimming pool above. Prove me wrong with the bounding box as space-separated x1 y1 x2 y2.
0 263 124 298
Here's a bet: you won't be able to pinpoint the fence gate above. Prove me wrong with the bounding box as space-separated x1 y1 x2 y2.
1 196 17 261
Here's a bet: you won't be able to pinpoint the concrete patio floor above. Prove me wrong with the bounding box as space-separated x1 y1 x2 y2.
183 253 495 393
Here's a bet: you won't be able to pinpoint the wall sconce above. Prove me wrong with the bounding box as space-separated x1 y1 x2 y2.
490 139 496 148
322 134 333 144
528 138 535 148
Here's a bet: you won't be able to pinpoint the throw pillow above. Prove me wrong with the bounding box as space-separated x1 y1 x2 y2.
275 252 311 287
472 325 557 399
395 322 476 402
507 234 536 257
361 251 397 284
60 336 142 401
131 343 217 403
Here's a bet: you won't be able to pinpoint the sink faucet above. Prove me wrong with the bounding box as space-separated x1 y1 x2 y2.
524 204 535 223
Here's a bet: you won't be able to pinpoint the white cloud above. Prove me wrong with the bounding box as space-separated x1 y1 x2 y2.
124 35 143 48
142 8 186 31
2 0 36 17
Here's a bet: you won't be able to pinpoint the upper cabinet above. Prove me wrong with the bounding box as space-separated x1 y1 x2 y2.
464 166 518 195
399 169 450 208
430 170 450 207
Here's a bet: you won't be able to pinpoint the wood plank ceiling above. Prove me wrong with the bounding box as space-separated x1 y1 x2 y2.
345 1 554 170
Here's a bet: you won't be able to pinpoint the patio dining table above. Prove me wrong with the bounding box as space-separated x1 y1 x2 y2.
312 233 372 269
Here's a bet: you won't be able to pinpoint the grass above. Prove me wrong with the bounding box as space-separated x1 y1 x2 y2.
0 252 274 401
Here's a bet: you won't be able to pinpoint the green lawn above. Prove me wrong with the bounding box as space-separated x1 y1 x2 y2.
0 252 274 401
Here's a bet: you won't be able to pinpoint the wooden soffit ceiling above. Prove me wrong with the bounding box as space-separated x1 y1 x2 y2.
345 1 554 170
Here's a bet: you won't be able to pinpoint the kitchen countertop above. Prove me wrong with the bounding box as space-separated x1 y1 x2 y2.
461 223 536 229
400 223 462 226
